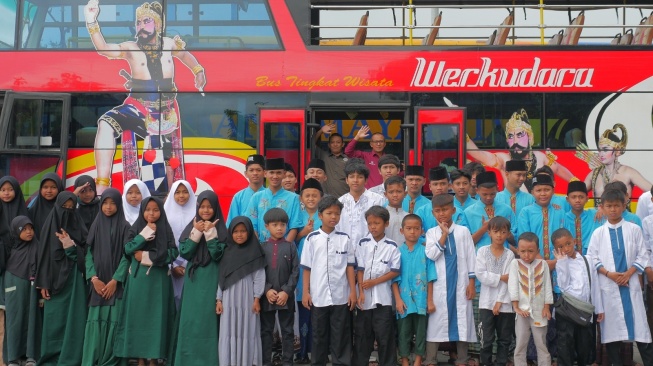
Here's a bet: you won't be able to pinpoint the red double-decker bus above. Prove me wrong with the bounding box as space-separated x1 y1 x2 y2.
1 0 653 210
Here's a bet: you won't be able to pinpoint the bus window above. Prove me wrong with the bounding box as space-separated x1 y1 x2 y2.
18 0 280 50
6 99 63 149
259 109 306 190
0 0 16 49
544 93 605 149
313 110 405 158
167 0 281 50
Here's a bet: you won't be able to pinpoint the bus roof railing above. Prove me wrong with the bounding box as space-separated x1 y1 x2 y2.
310 3 653 46
310 1 653 7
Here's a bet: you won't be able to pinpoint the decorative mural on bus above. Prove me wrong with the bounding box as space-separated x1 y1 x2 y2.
462 75 653 203
85 0 206 195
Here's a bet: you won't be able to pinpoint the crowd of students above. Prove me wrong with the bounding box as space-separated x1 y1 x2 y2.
1 146 653 366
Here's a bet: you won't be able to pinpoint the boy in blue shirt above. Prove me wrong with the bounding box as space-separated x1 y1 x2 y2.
495 160 534 217
247 158 303 242
402 165 429 214
563 180 599 255
227 154 265 225
392 214 437 366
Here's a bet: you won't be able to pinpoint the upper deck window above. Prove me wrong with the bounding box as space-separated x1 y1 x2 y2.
17 0 281 50
0 0 16 49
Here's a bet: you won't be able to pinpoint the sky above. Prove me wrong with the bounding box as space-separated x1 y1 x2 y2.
319 5 653 44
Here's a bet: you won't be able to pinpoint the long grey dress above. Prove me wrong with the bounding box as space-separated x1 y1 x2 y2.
217 268 265 366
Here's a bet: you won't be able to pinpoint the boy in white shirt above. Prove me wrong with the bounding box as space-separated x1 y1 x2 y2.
551 228 603 366
336 158 385 248
353 206 401 366
587 189 653 366
384 176 408 244
424 194 477 366
509 232 553 366
301 195 357 366
475 216 515 366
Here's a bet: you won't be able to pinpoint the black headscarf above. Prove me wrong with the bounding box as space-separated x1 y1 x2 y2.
127 197 175 267
87 188 130 306
218 216 265 291
0 176 29 271
179 191 228 280
7 215 38 281
35 191 88 295
28 173 63 239
74 175 100 231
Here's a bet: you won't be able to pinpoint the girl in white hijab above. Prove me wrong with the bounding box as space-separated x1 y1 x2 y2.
163 180 197 309
121 180 151 225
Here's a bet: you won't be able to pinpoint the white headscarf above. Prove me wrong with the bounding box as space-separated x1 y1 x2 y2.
163 180 197 244
122 179 151 225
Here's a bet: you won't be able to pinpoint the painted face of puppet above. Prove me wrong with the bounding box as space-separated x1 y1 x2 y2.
598 142 619 165
507 127 530 159
136 16 157 42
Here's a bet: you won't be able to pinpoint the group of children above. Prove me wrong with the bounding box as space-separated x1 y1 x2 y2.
1 147 653 366
223 152 653 366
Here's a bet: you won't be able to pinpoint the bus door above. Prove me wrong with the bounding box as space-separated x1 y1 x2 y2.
415 107 466 194
0 92 70 202
259 108 307 188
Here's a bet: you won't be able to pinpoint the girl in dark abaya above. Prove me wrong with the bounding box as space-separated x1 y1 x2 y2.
0 176 29 265
73 175 101 231
0 176 29 309
27 173 63 239
35 191 88 366
4 216 40 366
173 190 227 365
216 216 266 366
82 188 130 366
114 197 177 366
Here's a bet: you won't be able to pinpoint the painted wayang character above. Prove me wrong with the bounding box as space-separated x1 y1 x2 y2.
85 0 207 194
576 123 652 200
466 109 575 191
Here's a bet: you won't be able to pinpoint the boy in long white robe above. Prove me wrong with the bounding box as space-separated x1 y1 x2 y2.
587 189 653 366
425 194 477 366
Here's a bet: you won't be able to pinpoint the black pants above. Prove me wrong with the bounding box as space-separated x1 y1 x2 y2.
311 304 352 366
297 301 312 358
261 309 295 366
606 341 653 366
478 309 514 366
352 305 396 366
556 315 594 366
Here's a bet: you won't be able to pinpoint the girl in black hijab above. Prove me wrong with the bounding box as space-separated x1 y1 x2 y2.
216 216 266 366
0 176 29 262
73 175 100 231
114 197 177 366
81 188 130 366
0 176 29 310
4 216 40 366
27 173 63 239
173 190 227 365
35 191 88 366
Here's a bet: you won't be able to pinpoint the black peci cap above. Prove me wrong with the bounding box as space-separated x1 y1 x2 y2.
265 158 285 171
306 158 326 172
505 160 527 172
429 166 448 181
567 180 588 195
246 154 265 168
301 178 323 193
475 171 497 186
405 165 425 177
532 173 554 187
